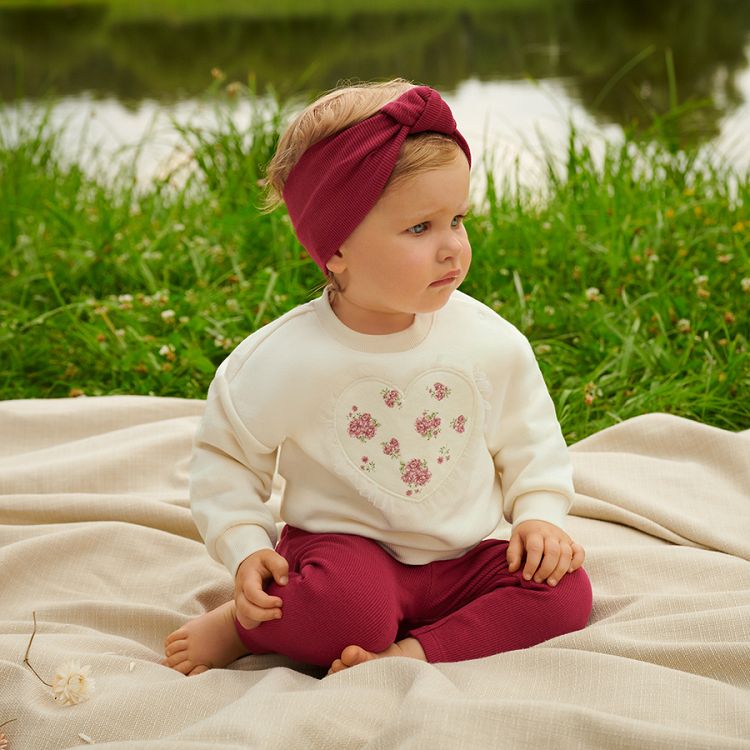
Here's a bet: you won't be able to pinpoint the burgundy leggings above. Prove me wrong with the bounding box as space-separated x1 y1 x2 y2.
235 525 592 668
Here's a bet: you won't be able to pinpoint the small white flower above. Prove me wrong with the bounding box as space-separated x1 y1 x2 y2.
741 278 750 293
51 661 96 705
676 318 691 333
161 309 176 321
585 287 602 302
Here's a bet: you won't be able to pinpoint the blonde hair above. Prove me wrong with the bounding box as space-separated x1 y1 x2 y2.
260 77 463 214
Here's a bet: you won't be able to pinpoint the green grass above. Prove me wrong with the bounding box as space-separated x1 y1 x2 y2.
1 88 748 443
0 0 555 21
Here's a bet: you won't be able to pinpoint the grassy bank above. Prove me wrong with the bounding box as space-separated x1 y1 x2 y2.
1 92 748 442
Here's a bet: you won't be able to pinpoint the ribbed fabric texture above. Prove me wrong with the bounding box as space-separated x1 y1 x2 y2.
235 525 592 667
282 85 472 272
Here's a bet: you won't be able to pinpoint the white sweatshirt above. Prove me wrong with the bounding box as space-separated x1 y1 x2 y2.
191 289 574 577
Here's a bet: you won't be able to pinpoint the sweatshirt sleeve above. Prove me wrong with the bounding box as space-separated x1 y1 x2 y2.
488 330 573 532
190 370 280 578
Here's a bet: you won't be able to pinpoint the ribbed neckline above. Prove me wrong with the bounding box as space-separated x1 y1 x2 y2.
312 289 434 353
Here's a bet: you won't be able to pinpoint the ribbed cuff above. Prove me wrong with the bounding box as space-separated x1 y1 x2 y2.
511 491 569 532
405 623 448 664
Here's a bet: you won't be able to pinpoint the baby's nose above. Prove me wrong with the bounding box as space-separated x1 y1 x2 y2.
438 232 464 259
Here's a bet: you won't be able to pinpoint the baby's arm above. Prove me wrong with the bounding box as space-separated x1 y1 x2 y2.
488 330 585 584
191 373 281 578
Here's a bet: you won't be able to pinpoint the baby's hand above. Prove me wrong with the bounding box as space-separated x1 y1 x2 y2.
234 549 289 629
507 519 585 587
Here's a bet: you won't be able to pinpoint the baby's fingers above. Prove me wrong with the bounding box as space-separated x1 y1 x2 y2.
236 592 282 629
532 538 562 583
236 574 283 629
242 568 283 609
506 534 524 572
521 533 545 581
546 544 573 587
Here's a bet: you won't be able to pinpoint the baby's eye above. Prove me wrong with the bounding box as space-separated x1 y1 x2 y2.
451 215 464 227
408 222 429 235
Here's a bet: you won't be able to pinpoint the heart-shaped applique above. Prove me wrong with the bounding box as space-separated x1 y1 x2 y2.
333 370 480 505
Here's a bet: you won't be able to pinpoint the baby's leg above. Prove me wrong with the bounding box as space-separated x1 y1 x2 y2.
237 526 404 668
413 568 592 662
163 600 249 676
404 539 593 663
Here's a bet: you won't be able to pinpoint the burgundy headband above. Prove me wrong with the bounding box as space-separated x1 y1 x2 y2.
282 85 471 273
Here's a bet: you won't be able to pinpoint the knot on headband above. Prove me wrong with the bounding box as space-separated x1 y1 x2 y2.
380 86 456 133
282 86 471 273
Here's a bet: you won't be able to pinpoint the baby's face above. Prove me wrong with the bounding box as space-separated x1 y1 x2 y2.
327 151 472 333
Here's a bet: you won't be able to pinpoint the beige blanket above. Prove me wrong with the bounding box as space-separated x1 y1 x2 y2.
1 396 748 749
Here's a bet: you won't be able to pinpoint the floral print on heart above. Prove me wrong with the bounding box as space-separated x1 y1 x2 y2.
381 388 403 408
382 437 401 458
400 457 432 495
428 382 451 401
336 371 478 505
347 406 380 442
451 414 467 434
415 410 441 439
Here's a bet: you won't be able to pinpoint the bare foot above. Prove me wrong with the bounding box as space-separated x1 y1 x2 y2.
162 601 249 676
327 637 427 676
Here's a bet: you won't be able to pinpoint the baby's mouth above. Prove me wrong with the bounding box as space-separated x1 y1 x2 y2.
430 271 460 286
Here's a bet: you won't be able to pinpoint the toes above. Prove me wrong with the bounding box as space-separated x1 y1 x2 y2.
162 648 211 677
341 645 368 667
162 646 194 674
328 659 345 675
168 658 194 675
164 628 188 647
164 639 188 658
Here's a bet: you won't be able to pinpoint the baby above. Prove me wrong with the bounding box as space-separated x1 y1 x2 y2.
164 78 592 677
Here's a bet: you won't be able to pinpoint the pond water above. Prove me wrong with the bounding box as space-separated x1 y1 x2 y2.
2 0 750 197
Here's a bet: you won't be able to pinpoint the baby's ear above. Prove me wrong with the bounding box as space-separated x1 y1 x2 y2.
325 250 347 274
